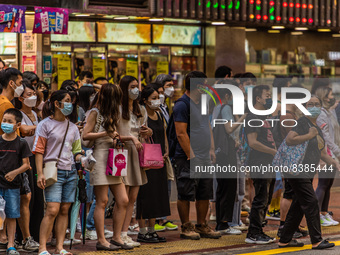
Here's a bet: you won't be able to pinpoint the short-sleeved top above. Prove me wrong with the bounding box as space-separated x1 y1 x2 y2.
245 113 276 165
173 94 211 159
117 105 148 139
32 118 82 170
0 136 32 189
0 96 20 136
292 116 325 167
20 110 39 151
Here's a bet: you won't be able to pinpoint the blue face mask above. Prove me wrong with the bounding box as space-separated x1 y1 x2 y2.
264 98 273 109
244 85 255 94
60 102 73 116
307 107 321 118
1 123 15 134
83 83 93 87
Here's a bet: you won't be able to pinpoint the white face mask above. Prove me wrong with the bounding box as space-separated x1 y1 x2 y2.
23 95 37 108
159 94 165 104
128 88 139 100
13 83 24 98
164 86 175 98
149 99 161 110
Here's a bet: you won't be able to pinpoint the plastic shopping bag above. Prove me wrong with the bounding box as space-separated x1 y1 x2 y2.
0 196 6 230
106 148 128 177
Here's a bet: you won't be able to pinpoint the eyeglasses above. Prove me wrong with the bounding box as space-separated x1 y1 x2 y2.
306 103 321 107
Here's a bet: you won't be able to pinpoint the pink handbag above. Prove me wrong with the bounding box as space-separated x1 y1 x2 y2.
138 138 164 169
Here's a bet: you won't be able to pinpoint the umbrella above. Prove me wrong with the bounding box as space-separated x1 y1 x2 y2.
69 168 88 249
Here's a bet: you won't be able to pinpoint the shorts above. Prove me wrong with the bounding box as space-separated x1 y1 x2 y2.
174 157 213 202
283 179 294 200
0 188 20 218
44 168 77 203
20 172 31 195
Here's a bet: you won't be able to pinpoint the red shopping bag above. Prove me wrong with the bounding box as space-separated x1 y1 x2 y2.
138 138 164 169
106 148 128 176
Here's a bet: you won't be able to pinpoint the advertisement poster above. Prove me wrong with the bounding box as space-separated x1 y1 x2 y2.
153 25 201 45
0 4 26 33
126 60 138 79
22 31 36 54
51 21 95 42
56 55 71 88
43 55 52 74
33 7 68 35
157 61 169 76
98 23 151 43
0 33 17 54
22 56 36 73
93 59 106 79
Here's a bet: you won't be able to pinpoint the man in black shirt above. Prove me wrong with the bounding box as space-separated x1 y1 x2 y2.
245 85 277 245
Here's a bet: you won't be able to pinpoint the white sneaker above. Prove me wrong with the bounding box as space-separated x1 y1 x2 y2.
320 214 333 227
121 235 141 247
218 227 242 235
83 229 98 240
64 238 81 245
232 224 248 231
104 229 113 238
324 213 339 226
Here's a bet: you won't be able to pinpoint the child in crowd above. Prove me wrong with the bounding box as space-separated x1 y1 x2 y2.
0 108 31 255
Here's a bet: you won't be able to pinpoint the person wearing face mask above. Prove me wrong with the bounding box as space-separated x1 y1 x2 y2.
78 71 94 89
117 76 153 247
33 90 85 255
0 68 23 137
315 87 340 227
36 81 49 102
13 80 41 251
135 86 170 243
278 96 338 250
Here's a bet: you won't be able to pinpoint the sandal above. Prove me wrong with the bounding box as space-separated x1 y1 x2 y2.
312 239 335 250
279 240 304 248
53 249 72 255
39 251 51 255
6 247 20 255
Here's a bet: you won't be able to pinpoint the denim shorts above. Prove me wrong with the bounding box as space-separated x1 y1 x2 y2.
44 168 77 203
0 188 20 218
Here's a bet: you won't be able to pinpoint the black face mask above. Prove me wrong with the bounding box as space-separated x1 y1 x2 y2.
329 98 336 107
42 90 49 101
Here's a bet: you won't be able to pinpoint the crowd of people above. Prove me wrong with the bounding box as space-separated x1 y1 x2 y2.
0 65 339 255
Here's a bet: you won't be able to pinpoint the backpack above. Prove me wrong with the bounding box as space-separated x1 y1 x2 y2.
167 97 190 158
238 125 251 166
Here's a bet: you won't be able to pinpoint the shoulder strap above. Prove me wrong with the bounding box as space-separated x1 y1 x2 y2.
217 104 228 119
57 121 70 164
21 111 35 126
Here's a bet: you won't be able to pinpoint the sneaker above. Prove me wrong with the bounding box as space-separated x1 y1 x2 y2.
163 221 178 231
150 232 166 242
218 227 242 235
154 223 166 232
232 224 248 231
13 240 22 250
121 235 141 247
22 236 39 252
137 232 159 243
266 210 280 221
82 229 97 240
180 222 200 240
320 214 333 227
209 215 216 221
128 224 139 235
277 226 302 239
104 229 114 238
261 233 276 243
195 223 221 239
324 213 339 226
63 238 81 245
245 233 272 244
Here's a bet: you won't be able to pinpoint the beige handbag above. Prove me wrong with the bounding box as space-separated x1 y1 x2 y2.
81 110 103 148
165 157 174 181
43 121 69 187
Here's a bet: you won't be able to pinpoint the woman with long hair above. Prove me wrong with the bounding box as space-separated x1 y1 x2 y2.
315 87 340 226
82 83 131 251
117 76 152 247
34 90 84 255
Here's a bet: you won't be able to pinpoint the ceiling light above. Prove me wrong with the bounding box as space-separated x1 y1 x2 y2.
75 14 91 17
246 28 257 32
291 31 303 35
268 30 280 33
271 26 285 29
25 11 35 15
332 34 340 37
211 22 226 25
149 18 163 22
295 27 308 30
318 29 331 32
114 16 129 20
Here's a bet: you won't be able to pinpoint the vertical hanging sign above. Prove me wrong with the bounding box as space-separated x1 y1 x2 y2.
33 7 68 34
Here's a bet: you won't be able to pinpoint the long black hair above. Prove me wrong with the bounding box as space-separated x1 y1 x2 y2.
139 86 158 106
119 76 142 120
78 86 96 112
42 90 69 119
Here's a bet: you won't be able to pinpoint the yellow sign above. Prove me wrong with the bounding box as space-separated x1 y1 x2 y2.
93 59 106 79
157 61 169 76
126 60 138 79
57 57 71 89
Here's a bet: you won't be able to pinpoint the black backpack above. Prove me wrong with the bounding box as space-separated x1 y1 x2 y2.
167 97 190 158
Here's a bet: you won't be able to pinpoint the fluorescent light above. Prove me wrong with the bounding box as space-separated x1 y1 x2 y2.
268 30 280 33
104 15 115 18
295 27 308 31
246 28 257 32
271 26 285 29
114 16 129 20
332 34 340 37
291 31 303 35
318 29 331 32
75 14 91 17
149 18 163 22
211 22 226 25
25 11 35 15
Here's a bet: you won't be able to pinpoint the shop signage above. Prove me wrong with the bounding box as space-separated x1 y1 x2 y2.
157 61 169 76
55 55 71 88
0 4 26 33
93 59 106 79
43 55 52 74
126 60 138 79
22 31 37 54
33 7 69 34
22 56 36 73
